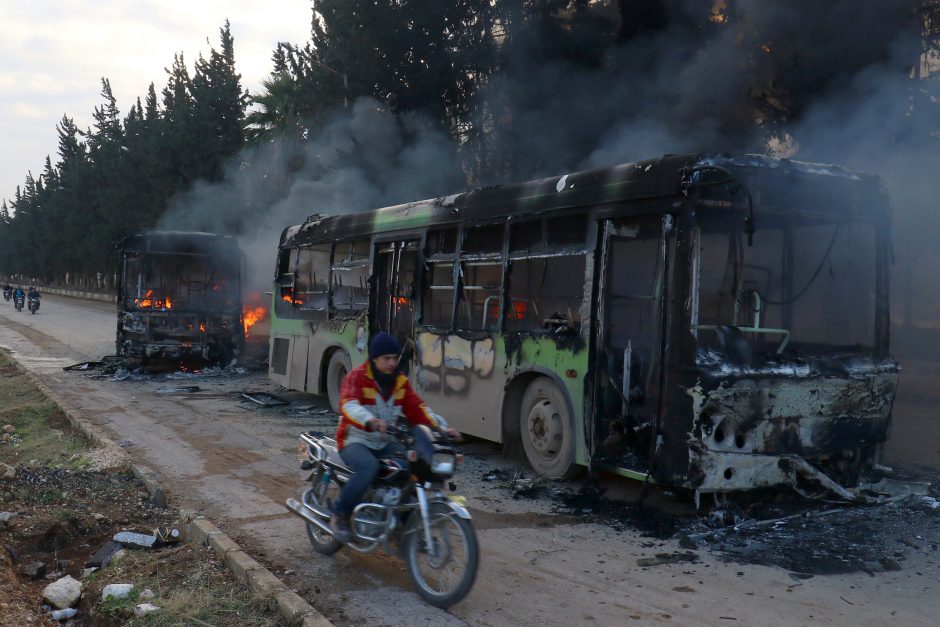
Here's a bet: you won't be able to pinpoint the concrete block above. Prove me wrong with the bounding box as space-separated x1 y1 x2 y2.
206 531 240 557
275 590 315 626
225 550 262 582
246 568 287 598
187 518 220 546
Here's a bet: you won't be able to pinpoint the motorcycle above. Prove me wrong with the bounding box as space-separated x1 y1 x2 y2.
286 422 479 608
28 295 39 314
13 295 24 312
2 287 10 301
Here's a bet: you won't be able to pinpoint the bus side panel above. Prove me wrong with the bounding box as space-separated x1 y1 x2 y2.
411 331 505 442
267 308 309 388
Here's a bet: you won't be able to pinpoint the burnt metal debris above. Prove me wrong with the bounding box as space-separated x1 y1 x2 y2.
240 391 289 407
115 231 243 368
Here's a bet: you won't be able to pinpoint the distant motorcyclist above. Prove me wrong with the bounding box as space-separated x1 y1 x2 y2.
2 284 11 301
27 287 40 313
12 286 25 311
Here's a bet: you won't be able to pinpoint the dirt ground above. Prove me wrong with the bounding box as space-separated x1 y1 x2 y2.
0 354 284 625
0 294 939 626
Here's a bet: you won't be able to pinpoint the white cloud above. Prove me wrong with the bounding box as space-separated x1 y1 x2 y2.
0 1 312 202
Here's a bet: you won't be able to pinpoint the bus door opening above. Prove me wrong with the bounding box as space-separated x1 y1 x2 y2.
594 216 671 473
372 240 419 372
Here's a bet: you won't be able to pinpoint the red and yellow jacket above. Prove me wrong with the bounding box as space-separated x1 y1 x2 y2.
336 361 443 450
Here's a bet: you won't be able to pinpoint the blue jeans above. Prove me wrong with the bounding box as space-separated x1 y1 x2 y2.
333 441 405 515
332 427 435 515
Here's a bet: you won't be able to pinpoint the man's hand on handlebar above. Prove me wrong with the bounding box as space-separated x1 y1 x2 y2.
366 418 388 433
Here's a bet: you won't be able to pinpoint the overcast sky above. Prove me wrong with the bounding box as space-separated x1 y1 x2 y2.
0 1 313 206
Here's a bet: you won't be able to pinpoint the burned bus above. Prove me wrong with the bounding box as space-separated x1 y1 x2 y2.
117 231 243 365
268 154 898 501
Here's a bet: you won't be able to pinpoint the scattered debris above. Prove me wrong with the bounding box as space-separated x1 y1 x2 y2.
510 474 546 498
114 530 158 549
0 461 16 479
155 385 201 394
62 361 105 371
102 583 135 601
482 469 509 482
50 607 79 621
134 602 161 617
637 551 700 567
117 439 137 448
2 424 14 433
86 540 124 568
240 391 288 407
0 511 13 524
154 525 182 543
683 487 940 575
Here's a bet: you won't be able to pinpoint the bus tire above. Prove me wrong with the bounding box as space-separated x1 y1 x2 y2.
520 377 578 479
326 351 351 414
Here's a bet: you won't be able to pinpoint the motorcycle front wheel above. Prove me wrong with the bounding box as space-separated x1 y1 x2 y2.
403 501 479 608
304 471 343 556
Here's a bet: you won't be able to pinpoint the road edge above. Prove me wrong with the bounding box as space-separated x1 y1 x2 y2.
17 365 333 627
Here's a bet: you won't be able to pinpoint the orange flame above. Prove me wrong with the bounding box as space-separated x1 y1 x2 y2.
243 305 267 337
199 322 206 332
134 290 173 309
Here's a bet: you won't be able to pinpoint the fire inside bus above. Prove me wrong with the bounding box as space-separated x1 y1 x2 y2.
116 231 244 366
267 154 898 501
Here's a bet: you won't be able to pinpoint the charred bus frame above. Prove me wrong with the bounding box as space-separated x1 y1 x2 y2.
268 154 898 500
116 231 244 365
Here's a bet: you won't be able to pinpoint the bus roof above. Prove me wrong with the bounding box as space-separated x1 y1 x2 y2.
281 153 889 247
119 231 241 256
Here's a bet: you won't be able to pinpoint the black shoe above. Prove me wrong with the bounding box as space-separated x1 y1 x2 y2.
330 511 352 543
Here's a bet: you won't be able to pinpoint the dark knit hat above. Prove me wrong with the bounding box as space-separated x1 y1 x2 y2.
369 332 401 359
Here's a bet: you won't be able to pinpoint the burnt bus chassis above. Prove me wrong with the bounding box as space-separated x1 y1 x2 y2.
278 153 897 500
116 231 244 366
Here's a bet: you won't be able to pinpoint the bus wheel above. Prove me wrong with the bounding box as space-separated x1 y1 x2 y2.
520 378 578 479
326 351 351 414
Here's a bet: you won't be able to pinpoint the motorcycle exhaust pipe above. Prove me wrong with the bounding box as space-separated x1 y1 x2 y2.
285 498 333 536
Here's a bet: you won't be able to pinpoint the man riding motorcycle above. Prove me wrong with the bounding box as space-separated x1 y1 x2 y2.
12 286 25 308
330 332 461 543
2 284 11 301
27 287 40 312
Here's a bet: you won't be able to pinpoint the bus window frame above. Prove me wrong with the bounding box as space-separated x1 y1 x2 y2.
294 243 332 314
330 237 371 319
418 225 460 332
504 214 590 335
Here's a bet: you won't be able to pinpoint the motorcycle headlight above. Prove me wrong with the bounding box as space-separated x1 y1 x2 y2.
431 452 456 475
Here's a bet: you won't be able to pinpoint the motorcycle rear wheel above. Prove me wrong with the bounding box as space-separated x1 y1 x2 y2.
304 473 343 556
403 502 479 608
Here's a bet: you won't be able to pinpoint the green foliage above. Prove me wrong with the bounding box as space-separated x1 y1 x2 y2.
99 587 142 616
0 23 246 285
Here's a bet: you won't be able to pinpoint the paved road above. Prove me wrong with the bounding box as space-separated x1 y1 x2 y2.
0 293 936 626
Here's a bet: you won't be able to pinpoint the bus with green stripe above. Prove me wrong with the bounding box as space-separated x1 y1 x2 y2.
268 153 898 502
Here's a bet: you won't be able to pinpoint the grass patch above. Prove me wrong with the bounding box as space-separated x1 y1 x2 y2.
0 352 90 468
88 547 285 626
